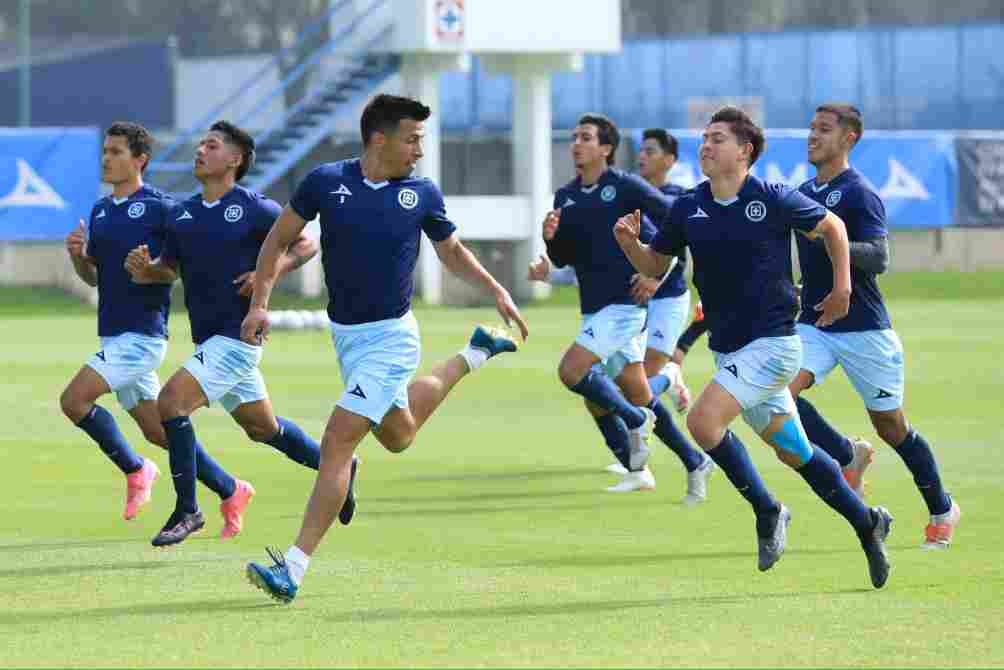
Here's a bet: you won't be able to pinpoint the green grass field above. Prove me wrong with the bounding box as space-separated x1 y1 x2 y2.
1 273 1001 667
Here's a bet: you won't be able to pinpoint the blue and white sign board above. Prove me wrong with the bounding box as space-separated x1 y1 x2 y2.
0 127 100 241
644 131 956 228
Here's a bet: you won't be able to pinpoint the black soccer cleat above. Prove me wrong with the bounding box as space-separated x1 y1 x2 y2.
338 456 360 526
151 509 205 547
860 506 893 589
756 503 791 572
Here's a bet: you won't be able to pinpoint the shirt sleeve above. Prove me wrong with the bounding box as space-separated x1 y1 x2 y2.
289 167 323 222
545 189 575 268
651 198 687 257
776 184 827 234
84 204 100 258
852 188 888 241
255 197 283 240
421 181 457 242
146 200 173 259
158 207 180 266
627 173 675 232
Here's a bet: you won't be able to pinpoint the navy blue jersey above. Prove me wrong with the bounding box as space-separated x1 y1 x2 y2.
653 182 688 299
290 158 456 325
653 175 826 354
161 185 280 344
546 168 668 315
86 185 173 339
797 167 892 332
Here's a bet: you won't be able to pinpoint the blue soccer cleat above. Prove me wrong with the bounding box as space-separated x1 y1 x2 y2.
860 506 893 589
469 325 518 359
246 547 298 604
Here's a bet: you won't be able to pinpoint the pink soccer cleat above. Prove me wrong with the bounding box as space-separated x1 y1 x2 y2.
922 499 961 550
220 479 256 539
124 459 160 520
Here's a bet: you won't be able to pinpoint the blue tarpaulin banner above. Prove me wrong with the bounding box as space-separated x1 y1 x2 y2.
0 127 100 241
643 131 957 229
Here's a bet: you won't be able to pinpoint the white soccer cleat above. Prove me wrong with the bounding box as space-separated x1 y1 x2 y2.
842 437 875 499
605 462 629 475
682 455 715 506
628 407 656 470
605 467 656 493
661 362 692 414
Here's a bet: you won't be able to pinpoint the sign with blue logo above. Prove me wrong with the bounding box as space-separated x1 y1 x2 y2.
0 127 100 241
639 130 957 229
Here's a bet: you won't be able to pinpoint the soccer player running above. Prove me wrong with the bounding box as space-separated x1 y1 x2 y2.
60 122 177 521
791 103 960 549
241 94 528 603
615 107 893 588
543 114 708 497
126 121 327 547
631 128 698 415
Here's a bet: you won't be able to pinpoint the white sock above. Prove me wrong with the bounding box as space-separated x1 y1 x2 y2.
459 345 488 372
284 545 310 586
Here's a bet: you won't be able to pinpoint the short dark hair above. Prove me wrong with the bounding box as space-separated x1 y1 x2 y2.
816 103 864 146
210 120 255 181
578 113 620 165
642 128 678 158
360 94 432 146
709 106 766 167
105 121 153 173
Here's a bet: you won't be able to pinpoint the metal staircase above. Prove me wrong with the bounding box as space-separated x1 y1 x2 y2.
147 0 396 197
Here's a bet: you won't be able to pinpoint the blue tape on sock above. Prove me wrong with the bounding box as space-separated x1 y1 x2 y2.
772 416 813 465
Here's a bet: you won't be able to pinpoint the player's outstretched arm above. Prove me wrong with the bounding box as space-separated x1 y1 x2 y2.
434 233 529 340
66 220 97 286
241 205 309 344
805 210 851 327
124 244 177 284
613 209 673 278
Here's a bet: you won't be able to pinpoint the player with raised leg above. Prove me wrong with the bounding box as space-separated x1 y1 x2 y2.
126 121 335 547
791 103 960 548
242 94 528 603
615 107 893 587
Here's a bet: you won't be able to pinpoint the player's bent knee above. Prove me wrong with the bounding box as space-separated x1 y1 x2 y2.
156 390 185 421
243 423 277 443
870 410 908 446
686 411 719 450
767 416 813 467
59 388 87 423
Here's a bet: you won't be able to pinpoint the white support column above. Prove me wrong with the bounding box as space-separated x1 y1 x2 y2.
512 59 554 300
400 54 443 305
400 52 466 305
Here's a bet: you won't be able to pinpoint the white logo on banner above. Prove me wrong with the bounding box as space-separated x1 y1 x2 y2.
0 159 67 209
880 159 930 200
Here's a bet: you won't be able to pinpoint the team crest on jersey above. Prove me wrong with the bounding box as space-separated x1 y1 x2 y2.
127 202 146 219
745 200 767 222
398 188 419 210
224 204 244 222
600 185 617 202
825 190 843 207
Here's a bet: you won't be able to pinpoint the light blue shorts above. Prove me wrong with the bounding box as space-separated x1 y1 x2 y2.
645 290 690 356
182 335 267 413
330 311 421 425
577 304 646 379
713 336 801 434
797 323 905 412
86 333 167 411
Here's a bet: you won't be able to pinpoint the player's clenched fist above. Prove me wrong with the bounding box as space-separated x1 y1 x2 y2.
613 209 642 248
124 244 153 280
527 254 552 282
542 209 561 241
65 220 89 259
